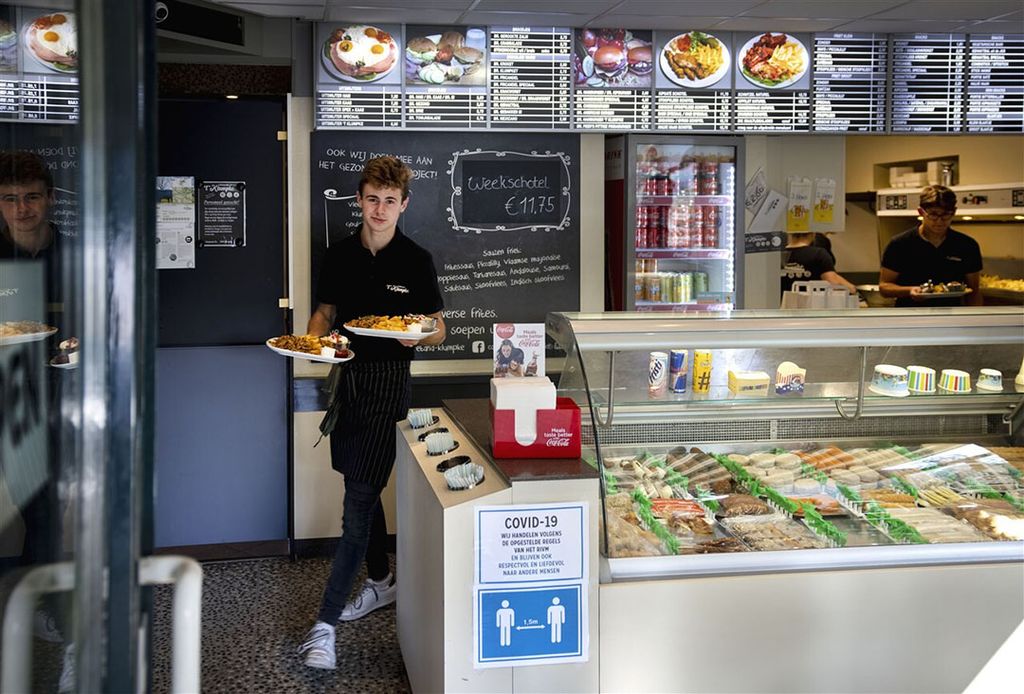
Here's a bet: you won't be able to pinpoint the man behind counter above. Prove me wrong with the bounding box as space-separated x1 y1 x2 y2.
879 185 983 307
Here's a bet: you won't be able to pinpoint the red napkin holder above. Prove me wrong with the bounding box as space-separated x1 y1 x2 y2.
490 397 581 459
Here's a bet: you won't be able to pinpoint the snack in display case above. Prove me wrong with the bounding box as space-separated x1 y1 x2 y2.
884 507 991 544
721 513 827 551
943 500 1024 541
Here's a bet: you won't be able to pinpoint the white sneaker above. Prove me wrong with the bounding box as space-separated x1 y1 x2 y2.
339 574 396 622
297 621 336 670
58 643 75 694
33 609 63 643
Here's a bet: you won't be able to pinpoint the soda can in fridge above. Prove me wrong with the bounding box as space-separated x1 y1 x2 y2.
671 273 683 304
669 349 689 393
698 158 719 195
634 273 646 302
649 351 669 396
718 162 736 196
693 271 709 296
678 156 698 195
681 272 693 303
692 350 713 393
645 273 661 302
702 205 719 247
660 273 673 303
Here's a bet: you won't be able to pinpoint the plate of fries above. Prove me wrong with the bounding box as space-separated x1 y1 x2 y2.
0 321 57 345
343 314 437 341
266 334 355 363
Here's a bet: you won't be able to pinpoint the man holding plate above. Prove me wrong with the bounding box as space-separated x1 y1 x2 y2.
299 156 446 670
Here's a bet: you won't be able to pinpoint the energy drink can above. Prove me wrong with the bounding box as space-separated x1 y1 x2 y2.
649 351 669 396
669 349 689 393
693 271 709 296
692 350 713 393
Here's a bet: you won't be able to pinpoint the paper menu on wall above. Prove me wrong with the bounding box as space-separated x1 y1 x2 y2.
156 176 196 270
813 178 836 224
786 177 812 232
493 322 544 378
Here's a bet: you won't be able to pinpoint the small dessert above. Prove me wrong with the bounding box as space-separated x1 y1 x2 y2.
52 337 79 365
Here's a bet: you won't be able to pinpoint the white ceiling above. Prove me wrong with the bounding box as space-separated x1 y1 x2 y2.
217 0 1024 33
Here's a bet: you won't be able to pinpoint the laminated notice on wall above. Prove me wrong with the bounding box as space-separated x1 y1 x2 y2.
198 181 246 247
786 177 811 232
813 178 836 224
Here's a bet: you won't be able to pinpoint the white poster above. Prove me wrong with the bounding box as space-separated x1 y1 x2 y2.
155 176 196 270
493 323 544 378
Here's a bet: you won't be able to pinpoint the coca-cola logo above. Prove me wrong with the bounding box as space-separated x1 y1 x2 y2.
545 437 571 447
494 323 515 339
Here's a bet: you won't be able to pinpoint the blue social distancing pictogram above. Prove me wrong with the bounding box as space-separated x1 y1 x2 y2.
478 584 582 663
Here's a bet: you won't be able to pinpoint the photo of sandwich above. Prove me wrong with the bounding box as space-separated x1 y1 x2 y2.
574 28 653 89
404 26 486 86
23 11 76 73
660 31 730 88
321 25 398 82
738 32 807 89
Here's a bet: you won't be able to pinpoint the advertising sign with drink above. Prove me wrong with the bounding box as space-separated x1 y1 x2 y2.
493 322 544 378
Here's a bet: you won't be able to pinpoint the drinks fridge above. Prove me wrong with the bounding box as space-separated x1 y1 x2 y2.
605 135 744 311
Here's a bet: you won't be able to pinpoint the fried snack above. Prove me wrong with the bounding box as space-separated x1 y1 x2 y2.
346 314 429 331
270 334 327 355
0 320 53 338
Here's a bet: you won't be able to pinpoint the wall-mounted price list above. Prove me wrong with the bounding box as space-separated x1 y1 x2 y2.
892 33 966 132
316 86 402 128
967 33 1024 133
575 90 652 130
655 91 732 130
812 33 887 132
489 26 573 129
735 91 810 131
405 88 488 127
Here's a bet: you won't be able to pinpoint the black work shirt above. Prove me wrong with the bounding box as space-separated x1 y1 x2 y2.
881 226 982 307
315 229 444 361
781 245 834 296
0 224 66 329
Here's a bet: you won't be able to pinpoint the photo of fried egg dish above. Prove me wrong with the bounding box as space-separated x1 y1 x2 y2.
25 12 76 72
323 25 397 81
740 32 806 88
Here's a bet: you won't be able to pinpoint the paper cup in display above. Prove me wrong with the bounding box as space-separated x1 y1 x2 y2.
906 365 936 393
868 364 909 397
939 369 971 393
976 369 1003 392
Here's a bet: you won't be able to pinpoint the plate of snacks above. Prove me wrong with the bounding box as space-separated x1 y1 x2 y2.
660 30 730 88
50 337 79 369
0 321 57 345
917 280 971 299
266 331 354 363
343 314 437 341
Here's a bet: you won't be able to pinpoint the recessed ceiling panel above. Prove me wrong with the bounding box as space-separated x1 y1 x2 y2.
872 1 1024 20
833 19 974 33
742 0 907 19
713 17 848 32
588 15 731 31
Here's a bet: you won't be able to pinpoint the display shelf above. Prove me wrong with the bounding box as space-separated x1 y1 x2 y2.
636 194 733 206
634 302 734 312
635 248 732 260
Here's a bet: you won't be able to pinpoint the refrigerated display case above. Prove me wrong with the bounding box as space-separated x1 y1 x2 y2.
606 135 744 312
547 308 1024 693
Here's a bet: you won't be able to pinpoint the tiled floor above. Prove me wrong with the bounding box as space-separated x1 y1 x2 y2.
151 556 411 693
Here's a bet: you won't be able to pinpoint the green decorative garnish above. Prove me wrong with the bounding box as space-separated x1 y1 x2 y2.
836 484 861 503
891 476 919 499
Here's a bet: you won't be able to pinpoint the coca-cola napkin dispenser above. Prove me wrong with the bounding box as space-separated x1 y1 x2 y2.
489 377 581 459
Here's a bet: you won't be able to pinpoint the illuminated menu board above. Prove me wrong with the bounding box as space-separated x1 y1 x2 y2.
734 32 811 132
0 6 79 123
812 33 887 132
489 26 572 129
572 28 653 130
653 30 732 131
892 33 966 132
313 23 403 128
967 34 1024 133
404 24 488 128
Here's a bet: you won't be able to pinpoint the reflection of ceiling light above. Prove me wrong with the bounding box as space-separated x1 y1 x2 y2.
226 95 239 100
1014 215 1024 220
961 215 974 220
916 215 924 220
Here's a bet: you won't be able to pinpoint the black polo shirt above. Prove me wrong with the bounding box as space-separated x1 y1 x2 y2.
315 229 444 361
881 226 982 307
781 245 835 295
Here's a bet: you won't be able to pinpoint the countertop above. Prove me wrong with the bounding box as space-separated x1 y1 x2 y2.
443 398 599 485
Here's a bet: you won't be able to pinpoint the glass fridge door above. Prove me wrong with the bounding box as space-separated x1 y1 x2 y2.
627 136 743 311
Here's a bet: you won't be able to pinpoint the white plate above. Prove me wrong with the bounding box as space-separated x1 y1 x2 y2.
344 325 438 341
49 357 78 370
22 13 77 74
0 325 57 345
659 31 730 88
320 26 398 83
266 339 355 364
917 288 971 300
737 33 807 89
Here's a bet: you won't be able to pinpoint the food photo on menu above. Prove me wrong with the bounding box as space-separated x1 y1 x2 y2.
736 31 808 89
318 23 402 84
21 9 76 74
0 6 17 72
658 30 732 89
574 28 653 89
404 25 486 86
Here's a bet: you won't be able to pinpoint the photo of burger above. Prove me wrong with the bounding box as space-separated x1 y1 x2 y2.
404 25 486 87
574 28 652 88
320 24 399 83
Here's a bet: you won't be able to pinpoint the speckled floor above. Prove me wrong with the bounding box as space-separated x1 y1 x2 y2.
150 556 411 694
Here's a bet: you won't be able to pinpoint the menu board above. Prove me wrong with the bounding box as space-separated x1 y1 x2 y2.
489 26 572 129
812 33 887 132
313 22 403 129
404 24 488 128
309 131 580 361
967 33 1024 133
311 22 1024 135
733 32 811 132
892 33 966 133
653 30 732 131
572 28 653 130
0 5 78 124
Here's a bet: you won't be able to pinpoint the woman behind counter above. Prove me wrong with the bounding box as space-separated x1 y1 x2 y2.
780 231 857 299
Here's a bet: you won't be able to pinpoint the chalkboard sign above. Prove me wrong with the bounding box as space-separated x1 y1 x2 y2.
309 131 580 361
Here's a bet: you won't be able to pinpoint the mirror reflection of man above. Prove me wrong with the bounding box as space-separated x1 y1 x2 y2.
0 150 57 260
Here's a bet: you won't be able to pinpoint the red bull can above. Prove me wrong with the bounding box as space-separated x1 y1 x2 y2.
669 349 689 393
648 351 669 395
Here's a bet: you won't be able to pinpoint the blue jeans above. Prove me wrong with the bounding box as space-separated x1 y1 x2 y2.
317 478 388 624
